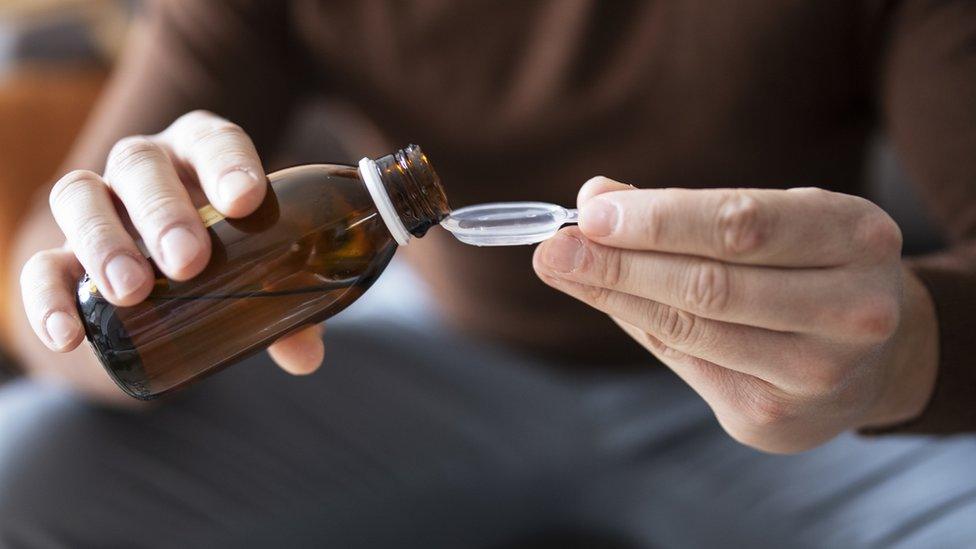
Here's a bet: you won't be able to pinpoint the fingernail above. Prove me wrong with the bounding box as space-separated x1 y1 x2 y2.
543 233 584 273
159 225 202 271
46 311 79 348
218 169 259 206
581 198 618 237
105 254 148 298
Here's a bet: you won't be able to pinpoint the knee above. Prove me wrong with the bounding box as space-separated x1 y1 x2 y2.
0 381 113 542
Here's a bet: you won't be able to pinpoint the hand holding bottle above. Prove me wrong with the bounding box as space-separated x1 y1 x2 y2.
22 111 326 379
533 177 940 453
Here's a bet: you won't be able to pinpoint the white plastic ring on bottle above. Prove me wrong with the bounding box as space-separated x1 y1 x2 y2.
358 157 411 246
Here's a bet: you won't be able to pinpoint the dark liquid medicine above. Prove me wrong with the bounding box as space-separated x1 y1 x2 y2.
76 145 450 399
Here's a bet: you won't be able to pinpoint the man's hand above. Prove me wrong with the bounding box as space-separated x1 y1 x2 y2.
534 177 939 453
21 111 325 398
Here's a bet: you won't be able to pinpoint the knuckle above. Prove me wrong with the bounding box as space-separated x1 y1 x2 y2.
634 329 669 355
653 304 700 347
802 358 849 395
580 283 616 309
180 117 257 174
50 170 100 209
716 191 766 256
24 249 59 271
657 341 698 363
212 150 255 169
846 294 901 341
683 260 731 314
600 247 627 288
74 216 121 256
107 136 162 174
27 285 62 311
20 252 69 306
175 109 218 127
21 251 57 288
639 195 668 248
134 191 191 227
853 209 903 259
742 391 796 430
188 120 246 149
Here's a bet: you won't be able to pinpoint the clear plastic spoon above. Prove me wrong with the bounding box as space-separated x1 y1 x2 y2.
440 202 579 246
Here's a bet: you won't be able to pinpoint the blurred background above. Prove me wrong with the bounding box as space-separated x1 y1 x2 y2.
0 0 130 257
0 0 134 377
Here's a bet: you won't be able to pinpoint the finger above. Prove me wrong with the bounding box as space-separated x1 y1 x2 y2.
576 175 634 206
577 185 902 267
161 110 266 217
612 315 762 410
537 272 797 385
610 316 804 452
535 227 899 338
267 324 325 375
103 136 212 280
49 170 154 305
21 248 87 351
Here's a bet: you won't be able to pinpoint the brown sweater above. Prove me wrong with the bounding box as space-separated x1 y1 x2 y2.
61 0 976 433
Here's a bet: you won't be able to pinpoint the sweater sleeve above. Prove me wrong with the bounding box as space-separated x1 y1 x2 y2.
877 0 976 433
64 0 303 173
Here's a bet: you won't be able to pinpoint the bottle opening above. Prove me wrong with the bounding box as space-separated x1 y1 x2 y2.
359 145 451 245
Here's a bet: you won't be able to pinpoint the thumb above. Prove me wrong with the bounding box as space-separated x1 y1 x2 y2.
577 176 635 208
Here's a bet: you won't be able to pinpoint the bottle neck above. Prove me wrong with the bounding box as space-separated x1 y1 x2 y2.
360 145 451 245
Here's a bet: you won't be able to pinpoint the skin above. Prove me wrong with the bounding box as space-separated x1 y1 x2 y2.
533 177 939 453
20 113 939 452
20 111 324 405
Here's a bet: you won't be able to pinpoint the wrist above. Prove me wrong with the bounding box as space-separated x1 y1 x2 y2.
858 264 939 430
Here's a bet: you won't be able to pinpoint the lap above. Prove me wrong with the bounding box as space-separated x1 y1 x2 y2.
575 372 976 548
1 319 975 548
0 322 591 548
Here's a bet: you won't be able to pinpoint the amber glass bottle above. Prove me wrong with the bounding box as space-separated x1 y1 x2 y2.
76 145 450 399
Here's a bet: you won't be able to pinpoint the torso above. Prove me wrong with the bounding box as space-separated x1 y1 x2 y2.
286 0 883 363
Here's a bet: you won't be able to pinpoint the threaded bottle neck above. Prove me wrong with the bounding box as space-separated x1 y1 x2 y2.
373 145 450 239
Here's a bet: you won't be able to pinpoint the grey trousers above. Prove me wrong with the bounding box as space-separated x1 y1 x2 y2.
1 284 975 547
0 316 976 548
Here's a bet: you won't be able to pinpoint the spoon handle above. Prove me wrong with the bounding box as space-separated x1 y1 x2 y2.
563 208 580 224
